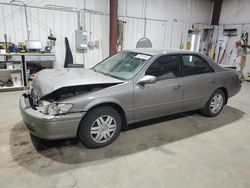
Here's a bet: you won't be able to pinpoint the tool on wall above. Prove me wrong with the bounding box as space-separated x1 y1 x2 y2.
216 38 225 64
216 28 238 64
224 29 238 64
117 20 126 51
219 41 228 64
201 27 214 58
208 27 214 53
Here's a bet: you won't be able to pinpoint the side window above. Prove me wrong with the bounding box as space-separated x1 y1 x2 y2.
182 55 212 76
145 55 180 80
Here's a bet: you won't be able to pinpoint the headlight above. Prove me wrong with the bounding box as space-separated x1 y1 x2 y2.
37 101 73 115
47 103 73 115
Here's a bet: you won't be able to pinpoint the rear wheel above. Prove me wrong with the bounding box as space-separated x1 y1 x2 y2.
78 106 122 149
200 89 225 117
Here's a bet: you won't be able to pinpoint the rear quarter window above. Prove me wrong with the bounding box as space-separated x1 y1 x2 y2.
182 55 213 76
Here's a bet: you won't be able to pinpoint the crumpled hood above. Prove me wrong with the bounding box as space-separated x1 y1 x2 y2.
32 68 123 98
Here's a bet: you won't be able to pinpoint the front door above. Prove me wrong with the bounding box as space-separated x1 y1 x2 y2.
133 55 183 121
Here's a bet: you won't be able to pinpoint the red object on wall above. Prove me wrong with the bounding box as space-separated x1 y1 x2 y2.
110 0 118 56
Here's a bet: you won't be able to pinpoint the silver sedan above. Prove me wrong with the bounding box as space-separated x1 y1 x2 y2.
19 49 241 148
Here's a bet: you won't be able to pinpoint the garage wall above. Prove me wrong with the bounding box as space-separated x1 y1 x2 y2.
118 0 213 49
0 0 213 68
220 0 250 25
0 0 109 68
119 0 212 23
215 0 250 73
0 0 109 14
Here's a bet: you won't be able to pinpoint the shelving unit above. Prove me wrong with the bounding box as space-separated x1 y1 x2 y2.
0 56 24 92
0 53 55 92
0 85 24 92
0 68 22 72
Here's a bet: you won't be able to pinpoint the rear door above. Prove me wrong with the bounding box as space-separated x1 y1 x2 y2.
133 55 183 121
181 54 216 111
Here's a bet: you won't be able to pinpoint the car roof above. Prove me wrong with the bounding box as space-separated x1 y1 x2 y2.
124 48 197 56
123 48 225 72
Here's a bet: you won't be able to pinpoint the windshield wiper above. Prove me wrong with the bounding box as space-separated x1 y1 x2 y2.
104 73 125 81
91 68 105 75
91 69 125 80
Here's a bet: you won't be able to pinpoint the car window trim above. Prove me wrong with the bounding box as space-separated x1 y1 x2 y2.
180 54 214 77
145 54 182 79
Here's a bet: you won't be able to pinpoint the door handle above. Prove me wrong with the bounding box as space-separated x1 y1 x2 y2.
211 80 216 84
174 85 181 90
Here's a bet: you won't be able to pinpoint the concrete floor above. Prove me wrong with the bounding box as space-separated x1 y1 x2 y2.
0 83 250 188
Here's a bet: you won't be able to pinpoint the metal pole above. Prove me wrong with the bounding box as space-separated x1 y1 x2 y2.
23 4 30 40
10 0 30 40
162 21 167 48
170 19 177 48
109 0 118 56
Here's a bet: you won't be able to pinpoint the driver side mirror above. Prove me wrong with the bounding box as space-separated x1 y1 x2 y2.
137 75 156 85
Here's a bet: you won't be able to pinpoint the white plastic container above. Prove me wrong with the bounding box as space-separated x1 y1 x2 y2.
13 63 21 70
10 72 22 86
6 62 14 69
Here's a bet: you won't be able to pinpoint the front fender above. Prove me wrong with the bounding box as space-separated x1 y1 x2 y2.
82 97 125 112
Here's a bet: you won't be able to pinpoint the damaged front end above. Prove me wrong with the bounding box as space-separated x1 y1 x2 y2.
41 83 118 101
19 68 125 140
26 83 119 116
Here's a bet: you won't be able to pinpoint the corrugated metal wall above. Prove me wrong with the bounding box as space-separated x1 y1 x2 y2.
0 3 109 68
119 16 194 50
0 1 212 70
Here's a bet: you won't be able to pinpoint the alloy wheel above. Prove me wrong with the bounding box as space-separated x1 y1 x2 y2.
210 94 223 114
90 115 117 143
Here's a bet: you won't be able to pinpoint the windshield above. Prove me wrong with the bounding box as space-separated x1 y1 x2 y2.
92 51 152 80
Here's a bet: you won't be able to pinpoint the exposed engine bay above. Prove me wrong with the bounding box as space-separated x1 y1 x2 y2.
40 83 119 102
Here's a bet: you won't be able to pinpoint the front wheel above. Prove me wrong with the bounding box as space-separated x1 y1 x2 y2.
200 89 225 117
78 106 122 149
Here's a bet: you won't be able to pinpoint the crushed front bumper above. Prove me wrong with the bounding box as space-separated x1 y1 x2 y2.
19 95 86 140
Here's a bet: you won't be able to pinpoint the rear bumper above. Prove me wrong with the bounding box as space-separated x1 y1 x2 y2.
228 84 241 98
19 95 85 140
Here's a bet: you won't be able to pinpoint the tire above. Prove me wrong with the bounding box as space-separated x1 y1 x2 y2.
78 106 122 149
200 89 225 117
30 133 47 151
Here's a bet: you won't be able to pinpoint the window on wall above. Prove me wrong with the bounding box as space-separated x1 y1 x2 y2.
146 55 180 80
181 55 213 76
